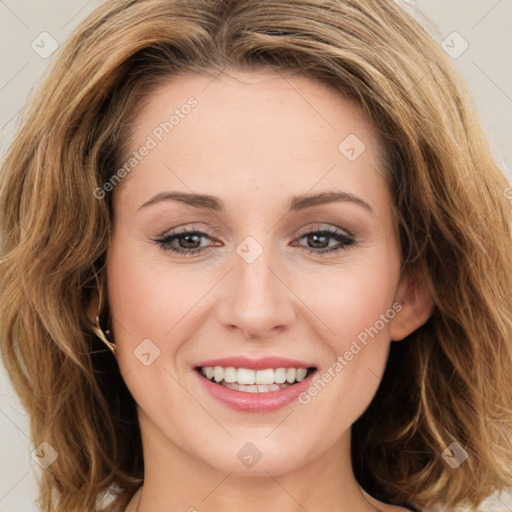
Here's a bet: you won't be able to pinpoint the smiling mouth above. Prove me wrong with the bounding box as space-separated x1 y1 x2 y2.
196 366 317 393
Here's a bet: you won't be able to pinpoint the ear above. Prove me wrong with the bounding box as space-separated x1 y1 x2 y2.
86 291 100 325
389 265 434 341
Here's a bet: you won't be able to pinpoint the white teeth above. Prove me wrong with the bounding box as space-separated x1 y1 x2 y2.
255 368 275 385
237 368 255 385
222 381 289 393
259 384 281 392
199 366 312 389
274 367 287 383
213 366 224 383
296 368 308 382
286 368 297 383
223 367 237 383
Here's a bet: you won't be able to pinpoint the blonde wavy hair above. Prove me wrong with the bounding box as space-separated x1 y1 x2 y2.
1 0 511 511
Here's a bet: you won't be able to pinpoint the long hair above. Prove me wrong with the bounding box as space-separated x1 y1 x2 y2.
1 1 511 510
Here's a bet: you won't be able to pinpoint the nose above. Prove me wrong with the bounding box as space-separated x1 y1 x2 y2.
215 239 296 340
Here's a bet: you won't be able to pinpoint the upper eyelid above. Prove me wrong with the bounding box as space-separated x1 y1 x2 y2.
154 226 357 259
157 223 351 235
156 225 213 239
155 225 355 243
295 224 354 239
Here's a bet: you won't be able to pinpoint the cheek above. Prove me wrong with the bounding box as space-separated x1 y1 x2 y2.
294 255 400 418
105 235 226 383
332 270 397 351
293 251 400 352
105 239 194 416
107 228 400 356
106 237 190 338
104 223 401 471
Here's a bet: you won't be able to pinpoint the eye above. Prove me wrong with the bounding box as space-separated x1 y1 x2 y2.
154 226 355 257
292 227 355 255
154 228 218 256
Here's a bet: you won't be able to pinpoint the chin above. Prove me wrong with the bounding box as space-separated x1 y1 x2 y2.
185 430 323 477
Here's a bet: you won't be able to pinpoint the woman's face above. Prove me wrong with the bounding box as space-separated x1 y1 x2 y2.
105 68 418 477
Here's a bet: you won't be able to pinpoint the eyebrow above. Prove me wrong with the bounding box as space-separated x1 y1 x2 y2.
138 190 374 214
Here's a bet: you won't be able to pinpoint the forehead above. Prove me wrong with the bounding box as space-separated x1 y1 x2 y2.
115 68 389 211
129 68 380 153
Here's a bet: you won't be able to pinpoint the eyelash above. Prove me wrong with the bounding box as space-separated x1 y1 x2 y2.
154 226 356 257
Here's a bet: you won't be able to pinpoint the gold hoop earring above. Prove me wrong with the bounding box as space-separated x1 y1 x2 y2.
91 268 116 354
92 313 116 354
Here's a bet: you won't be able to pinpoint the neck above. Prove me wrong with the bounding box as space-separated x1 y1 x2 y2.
127 409 381 512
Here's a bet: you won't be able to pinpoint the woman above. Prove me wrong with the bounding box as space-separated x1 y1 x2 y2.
1 1 511 511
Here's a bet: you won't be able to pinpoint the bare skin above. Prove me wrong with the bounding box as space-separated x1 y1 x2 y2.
92 68 432 512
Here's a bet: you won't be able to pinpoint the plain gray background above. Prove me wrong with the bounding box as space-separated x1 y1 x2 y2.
0 1 511 511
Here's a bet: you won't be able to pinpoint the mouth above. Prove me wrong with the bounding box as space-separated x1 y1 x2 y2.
194 357 318 412
195 365 317 394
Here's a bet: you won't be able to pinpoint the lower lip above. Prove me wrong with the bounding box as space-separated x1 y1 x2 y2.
195 370 316 413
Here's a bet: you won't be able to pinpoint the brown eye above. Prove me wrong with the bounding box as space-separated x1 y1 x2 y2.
154 226 355 257
294 228 355 254
155 229 212 256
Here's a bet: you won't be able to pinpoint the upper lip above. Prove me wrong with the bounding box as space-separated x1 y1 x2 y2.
195 356 317 371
